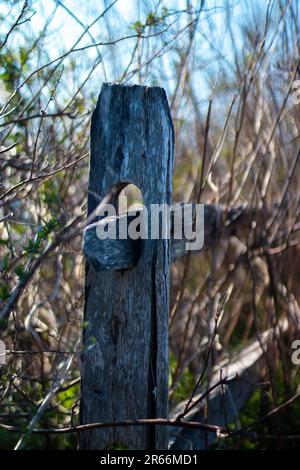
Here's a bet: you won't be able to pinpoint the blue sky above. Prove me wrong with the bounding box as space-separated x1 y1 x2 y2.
0 0 285 114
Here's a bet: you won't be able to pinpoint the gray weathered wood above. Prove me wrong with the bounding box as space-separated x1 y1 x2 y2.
80 83 174 449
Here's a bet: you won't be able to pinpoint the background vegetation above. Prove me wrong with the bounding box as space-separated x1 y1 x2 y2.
0 0 300 449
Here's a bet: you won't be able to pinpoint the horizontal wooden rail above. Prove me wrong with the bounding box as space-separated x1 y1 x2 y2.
83 203 246 271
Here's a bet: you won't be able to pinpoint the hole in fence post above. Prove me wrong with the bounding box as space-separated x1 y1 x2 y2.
118 184 143 215
83 182 145 271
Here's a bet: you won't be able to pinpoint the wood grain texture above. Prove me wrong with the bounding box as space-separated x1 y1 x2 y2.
80 83 174 450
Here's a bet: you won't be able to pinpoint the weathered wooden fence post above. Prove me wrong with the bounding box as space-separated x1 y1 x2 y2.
80 83 174 450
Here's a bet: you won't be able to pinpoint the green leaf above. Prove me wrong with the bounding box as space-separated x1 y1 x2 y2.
14 264 26 280
0 282 11 300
